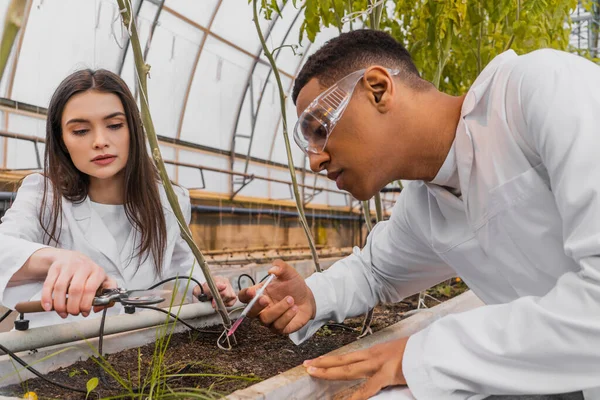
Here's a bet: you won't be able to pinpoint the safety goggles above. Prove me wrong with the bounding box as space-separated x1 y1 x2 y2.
293 68 400 155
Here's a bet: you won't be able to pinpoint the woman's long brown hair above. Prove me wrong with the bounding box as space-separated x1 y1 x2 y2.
40 69 167 275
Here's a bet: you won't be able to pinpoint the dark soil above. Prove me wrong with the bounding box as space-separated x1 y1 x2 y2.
1 281 467 400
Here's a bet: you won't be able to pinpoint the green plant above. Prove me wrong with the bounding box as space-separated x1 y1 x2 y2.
68 367 89 378
265 0 579 95
85 377 98 399
252 0 322 273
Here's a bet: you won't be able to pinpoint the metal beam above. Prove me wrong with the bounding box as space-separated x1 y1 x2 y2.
0 99 321 175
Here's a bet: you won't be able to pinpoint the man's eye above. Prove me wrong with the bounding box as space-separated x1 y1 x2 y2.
314 125 327 139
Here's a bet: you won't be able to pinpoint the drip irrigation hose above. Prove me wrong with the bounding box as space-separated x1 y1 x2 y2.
237 273 255 290
0 342 99 398
0 309 12 325
0 276 219 397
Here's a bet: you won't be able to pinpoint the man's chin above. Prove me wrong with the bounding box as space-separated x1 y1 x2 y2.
349 189 377 201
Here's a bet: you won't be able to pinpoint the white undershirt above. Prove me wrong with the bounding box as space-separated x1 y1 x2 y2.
90 202 132 254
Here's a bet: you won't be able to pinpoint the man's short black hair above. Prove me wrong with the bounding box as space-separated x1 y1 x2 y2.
292 29 426 105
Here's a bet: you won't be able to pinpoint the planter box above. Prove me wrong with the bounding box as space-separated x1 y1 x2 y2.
226 291 483 400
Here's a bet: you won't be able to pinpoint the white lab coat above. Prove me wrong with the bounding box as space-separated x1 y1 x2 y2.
0 173 204 328
291 49 600 399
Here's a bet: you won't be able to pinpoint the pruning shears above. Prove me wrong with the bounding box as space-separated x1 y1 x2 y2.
14 288 167 314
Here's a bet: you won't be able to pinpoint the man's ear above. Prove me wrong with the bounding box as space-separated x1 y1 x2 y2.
363 67 396 112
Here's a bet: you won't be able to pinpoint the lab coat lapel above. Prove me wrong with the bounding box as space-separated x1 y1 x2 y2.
71 197 121 271
456 50 518 227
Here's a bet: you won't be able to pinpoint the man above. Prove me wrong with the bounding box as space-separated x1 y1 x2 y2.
239 29 600 400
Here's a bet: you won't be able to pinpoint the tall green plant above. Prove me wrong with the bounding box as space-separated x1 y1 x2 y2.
0 0 27 83
114 0 233 333
292 0 578 94
252 0 322 273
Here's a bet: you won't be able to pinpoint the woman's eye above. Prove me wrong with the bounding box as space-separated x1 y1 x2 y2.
72 129 88 136
108 123 124 130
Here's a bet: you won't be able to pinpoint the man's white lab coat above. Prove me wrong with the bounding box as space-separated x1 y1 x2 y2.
291 49 600 399
0 173 203 328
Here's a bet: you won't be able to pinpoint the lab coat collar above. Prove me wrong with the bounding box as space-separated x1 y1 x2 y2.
455 50 518 224
461 50 518 116
71 197 121 271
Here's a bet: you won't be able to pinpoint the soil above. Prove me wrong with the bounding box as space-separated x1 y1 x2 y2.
1 281 467 400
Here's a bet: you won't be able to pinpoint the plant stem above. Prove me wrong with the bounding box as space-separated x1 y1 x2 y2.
252 0 321 272
0 0 26 82
433 20 454 89
503 0 520 52
374 193 383 223
116 0 232 331
362 201 373 232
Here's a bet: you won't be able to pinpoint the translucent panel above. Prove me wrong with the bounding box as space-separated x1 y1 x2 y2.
11 0 125 107
258 6 307 76
180 35 254 149
211 0 272 53
3 113 45 169
143 5 204 138
232 62 272 158
238 164 276 198
177 150 230 193
0 0 9 35
164 0 219 27
0 111 4 167
5 138 40 169
250 73 290 160
6 113 45 139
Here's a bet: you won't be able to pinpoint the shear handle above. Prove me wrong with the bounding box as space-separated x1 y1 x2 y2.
14 289 118 314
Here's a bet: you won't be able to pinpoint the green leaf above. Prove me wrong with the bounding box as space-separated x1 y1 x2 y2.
86 377 99 399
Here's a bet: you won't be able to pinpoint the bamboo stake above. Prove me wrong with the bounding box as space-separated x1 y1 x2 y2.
115 0 232 334
0 0 27 83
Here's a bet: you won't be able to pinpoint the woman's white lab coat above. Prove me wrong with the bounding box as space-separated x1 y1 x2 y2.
291 49 600 399
0 173 204 328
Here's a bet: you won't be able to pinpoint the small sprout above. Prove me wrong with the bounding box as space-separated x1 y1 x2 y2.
85 377 99 399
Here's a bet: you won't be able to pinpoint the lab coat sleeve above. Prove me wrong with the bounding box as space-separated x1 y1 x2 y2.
0 174 50 309
168 188 206 287
402 50 600 398
290 194 456 344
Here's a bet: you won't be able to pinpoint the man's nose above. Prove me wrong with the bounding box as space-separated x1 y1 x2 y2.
308 151 330 173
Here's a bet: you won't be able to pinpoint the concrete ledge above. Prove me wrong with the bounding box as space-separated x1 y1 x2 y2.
226 291 484 400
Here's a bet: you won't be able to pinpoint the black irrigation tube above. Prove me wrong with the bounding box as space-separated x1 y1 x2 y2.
0 277 223 398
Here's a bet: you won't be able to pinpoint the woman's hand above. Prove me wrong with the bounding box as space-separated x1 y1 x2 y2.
194 276 237 308
36 248 116 318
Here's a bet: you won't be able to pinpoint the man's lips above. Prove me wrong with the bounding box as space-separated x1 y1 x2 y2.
327 170 342 181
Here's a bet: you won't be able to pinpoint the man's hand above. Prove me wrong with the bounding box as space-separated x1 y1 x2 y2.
194 276 237 307
303 337 409 400
238 259 316 334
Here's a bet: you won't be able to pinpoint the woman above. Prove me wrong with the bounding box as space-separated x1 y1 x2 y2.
0 69 236 328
